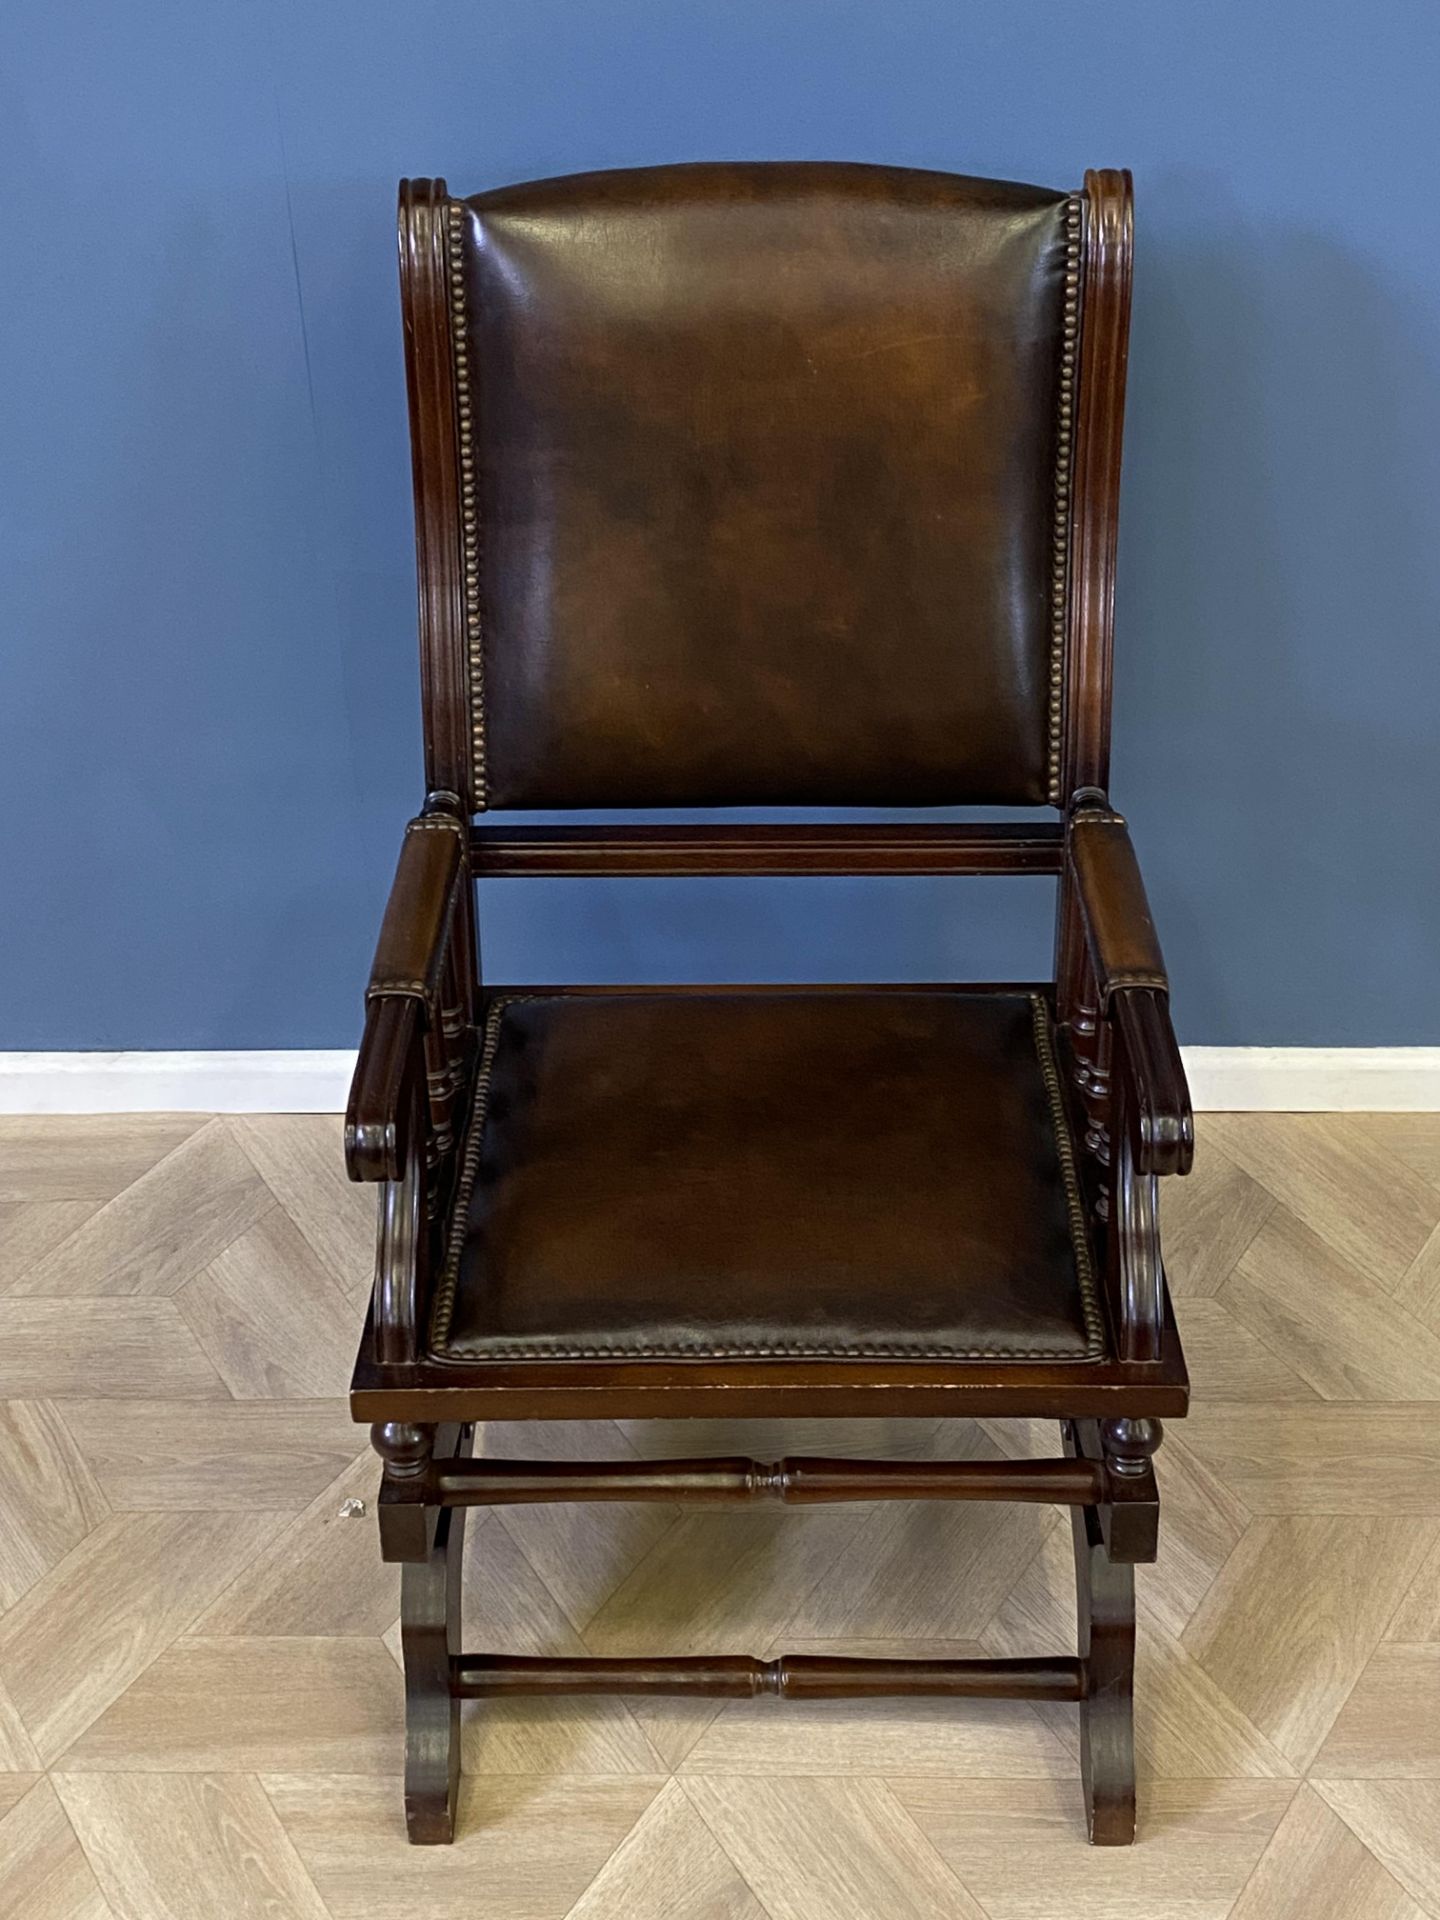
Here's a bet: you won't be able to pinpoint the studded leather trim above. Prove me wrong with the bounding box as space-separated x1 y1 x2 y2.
426 994 524 1350
452 191 1084 815
446 200 487 807
427 992 1104 1365
1047 194 1083 807
1029 990 1105 1359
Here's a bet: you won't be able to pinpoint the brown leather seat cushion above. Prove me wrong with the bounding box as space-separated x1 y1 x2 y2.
431 990 1104 1364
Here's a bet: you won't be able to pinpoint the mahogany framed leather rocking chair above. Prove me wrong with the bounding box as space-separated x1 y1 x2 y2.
345 161 1193 1848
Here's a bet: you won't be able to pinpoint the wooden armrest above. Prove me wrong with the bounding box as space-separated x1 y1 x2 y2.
1067 808 1168 1008
345 995 422 1182
1068 803 1192 1178
346 809 466 1183
366 814 466 1022
1111 987 1194 1177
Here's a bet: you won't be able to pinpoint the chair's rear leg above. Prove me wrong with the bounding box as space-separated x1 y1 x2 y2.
375 1420 473 1844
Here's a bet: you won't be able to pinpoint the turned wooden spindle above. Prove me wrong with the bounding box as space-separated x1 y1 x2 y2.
373 1420 433 1480
422 943 463 1166
1100 1416 1162 1477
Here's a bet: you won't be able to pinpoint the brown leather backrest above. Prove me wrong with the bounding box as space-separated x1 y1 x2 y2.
446 162 1081 809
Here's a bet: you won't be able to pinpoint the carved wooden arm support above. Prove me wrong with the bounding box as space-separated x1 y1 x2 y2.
346 997 424 1185
345 807 474 1366
1110 987 1193 1179
1068 805 1193 1179
345 811 467 1183
1064 800 1193 1364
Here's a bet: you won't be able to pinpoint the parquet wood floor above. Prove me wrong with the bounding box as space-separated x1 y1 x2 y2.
1 1112 1438 1917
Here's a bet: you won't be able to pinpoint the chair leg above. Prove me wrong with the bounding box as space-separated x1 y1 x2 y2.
374 1419 1158 1845
379 1421 473 1844
1071 1493 1136 1844
1064 1415 1157 1845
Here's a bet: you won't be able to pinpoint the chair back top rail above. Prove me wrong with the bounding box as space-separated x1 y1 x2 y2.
469 819 1064 878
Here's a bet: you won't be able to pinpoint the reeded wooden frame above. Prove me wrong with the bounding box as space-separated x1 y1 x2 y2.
350 165 1190 1851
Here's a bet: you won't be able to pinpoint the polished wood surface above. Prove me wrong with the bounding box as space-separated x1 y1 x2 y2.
427 1453 1108 1506
2 1113 1440 1912
398 177 472 811
450 1652 1087 1701
470 820 1065 877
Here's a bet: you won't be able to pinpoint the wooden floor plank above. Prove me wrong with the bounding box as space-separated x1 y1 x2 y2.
178 1207 362 1400
1220 1207 1440 1401
677 1687 1072 1781
1206 1114 1440 1294
1180 1516 1437 1770
682 1774 988 1920
1385 1536 1440 1643
781 1470 1055 1643
0 1774 41 1822
892 1777 1295 1920
0 1400 109 1610
11 1121 272 1298
263 1773 664 1920
192 1451 396 1639
0 1204 100 1296
1169 1295 1320 1403
232 1114 376 1301
0 1511 285 1763
1144 1432 1252 1640
1176 1406 1440 1514
1313 1780 1440 1918
56 1399 361 1510
1394 1221 1440 1334
616 1413 945 1463
0 1673 43 1773
56 1637 404 1775
1161 1135 1276 1299
566 1778 767 1920
0 1116 203 1205
581 1507 860 1660
56 1773 330 1920
1340 1115 1440 1194
981 1521 1295 1780
0 1300 227 1400
0 1777 113 1920
1312 1643 1440 1777
1217 1783 1423 1920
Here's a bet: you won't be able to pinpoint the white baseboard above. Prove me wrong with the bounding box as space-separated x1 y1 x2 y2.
1180 1047 1440 1113
0 1051 357 1115
1 1046 1439 1115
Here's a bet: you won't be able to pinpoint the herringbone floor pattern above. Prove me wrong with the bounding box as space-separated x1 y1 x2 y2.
1 1112 1439 1917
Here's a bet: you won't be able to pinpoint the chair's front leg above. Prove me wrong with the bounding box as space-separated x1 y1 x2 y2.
1072 1494 1136 1844
1066 1416 1157 1844
384 1420 473 1844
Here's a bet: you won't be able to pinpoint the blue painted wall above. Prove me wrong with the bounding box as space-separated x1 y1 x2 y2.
3 1 1437 1048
